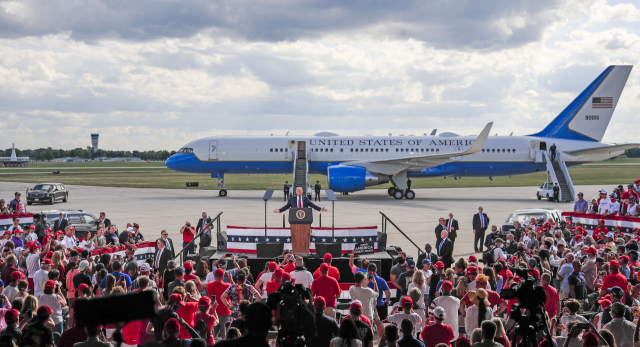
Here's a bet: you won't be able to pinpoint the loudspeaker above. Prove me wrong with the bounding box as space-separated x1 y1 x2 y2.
199 246 217 256
185 253 201 264
315 243 341 259
257 243 284 258
377 232 387 251
217 231 227 251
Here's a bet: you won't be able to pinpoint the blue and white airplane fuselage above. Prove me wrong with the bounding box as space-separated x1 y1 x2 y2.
166 65 637 198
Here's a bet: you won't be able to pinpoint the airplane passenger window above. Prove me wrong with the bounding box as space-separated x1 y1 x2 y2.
513 149 516 153
285 149 287 152
370 148 373 152
401 149 404 152
340 149 343 152
502 149 505 153
386 149 388 152
315 148 318 152
330 148 333 152
320 148 323 152
436 149 439 152
365 148 369 152
396 149 399 152
280 148 283 152
507 149 510 153
325 148 328 152
482 149 485 152
350 149 353 152
270 149 273 152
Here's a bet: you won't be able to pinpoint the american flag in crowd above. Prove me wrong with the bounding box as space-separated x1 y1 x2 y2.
592 97 613 108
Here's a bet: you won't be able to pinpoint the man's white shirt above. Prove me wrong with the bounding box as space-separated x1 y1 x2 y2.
33 269 49 298
62 235 77 249
26 253 40 278
290 269 314 288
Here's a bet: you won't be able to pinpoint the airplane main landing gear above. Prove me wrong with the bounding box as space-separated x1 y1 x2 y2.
388 187 397 196
393 190 404 199
405 190 415 199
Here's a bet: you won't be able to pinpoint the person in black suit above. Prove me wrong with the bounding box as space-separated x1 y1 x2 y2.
196 212 209 233
154 239 172 289
98 212 111 228
53 212 68 232
156 230 176 259
284 181 290 201
472 206 489 253
314 181 321 202
437 231 454 269
417 243 438 270
434 218 446 249
274 187 327 213
445 213 459 249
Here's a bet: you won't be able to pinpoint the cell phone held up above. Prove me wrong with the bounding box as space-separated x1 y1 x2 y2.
576 323 590 329
210 295 216 302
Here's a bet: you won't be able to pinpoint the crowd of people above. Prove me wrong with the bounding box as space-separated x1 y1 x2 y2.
573 181 640 216
2 192 640 347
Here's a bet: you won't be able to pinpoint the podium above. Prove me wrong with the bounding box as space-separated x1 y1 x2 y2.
289 208 313 254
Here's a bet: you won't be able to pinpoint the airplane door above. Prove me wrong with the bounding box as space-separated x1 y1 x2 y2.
530 140 540 160
209 141 218 160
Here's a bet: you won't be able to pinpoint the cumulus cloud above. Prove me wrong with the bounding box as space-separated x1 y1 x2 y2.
0 0 638 151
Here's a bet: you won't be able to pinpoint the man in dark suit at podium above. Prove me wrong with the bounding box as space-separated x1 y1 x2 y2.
437 231 454 269
274 187 327 213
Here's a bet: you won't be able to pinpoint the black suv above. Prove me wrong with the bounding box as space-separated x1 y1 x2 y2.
26 183 68 205
33 209 118 238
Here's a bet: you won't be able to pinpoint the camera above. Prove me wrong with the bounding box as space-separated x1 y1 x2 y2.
267 282 316 347
186 222 191 227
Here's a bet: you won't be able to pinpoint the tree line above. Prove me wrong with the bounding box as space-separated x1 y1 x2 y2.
1 147 177 161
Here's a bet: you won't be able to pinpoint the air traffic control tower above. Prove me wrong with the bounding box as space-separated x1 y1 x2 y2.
91 133 99 152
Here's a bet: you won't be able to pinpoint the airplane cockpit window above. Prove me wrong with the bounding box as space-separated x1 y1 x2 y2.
178 148 193 154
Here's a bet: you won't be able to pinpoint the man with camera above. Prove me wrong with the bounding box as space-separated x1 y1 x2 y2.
180 221 196 255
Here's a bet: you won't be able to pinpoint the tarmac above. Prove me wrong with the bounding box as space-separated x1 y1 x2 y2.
0 182 606 260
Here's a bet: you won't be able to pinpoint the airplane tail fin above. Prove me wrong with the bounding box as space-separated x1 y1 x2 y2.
530 65 632 142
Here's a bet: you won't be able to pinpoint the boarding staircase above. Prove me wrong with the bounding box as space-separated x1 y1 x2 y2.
543 151 575 202
292 151 309 193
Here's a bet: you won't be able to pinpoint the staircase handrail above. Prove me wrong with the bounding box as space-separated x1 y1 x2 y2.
543 151 562 200
557 152 575 201
380 212 424 255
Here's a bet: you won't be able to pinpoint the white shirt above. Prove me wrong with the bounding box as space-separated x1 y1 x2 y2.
33 269 49 298
493 247 506 261
430 295 461 341
407 282 427 306
2 285 19 302
79 240 95 251
387 312 422 339
421 269 432 294
38 293 63 325
465 305 494 337
628 204 639 216
560 314 588 337
349 286 378 322
26 253 41 278
290 269 314 288
62 235 77 249
602 318 635 347
257 272 273 296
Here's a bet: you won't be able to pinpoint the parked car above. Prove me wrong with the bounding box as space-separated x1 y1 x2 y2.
536 182 556 201
33 209 117 238
502 208 563 233
26 183 68 205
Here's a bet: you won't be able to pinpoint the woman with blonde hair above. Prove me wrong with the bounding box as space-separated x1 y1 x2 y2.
185 281 201 302
464 289 493 337
491 317 510 347
444 268 455 287
407 271 427 306
51 251 67 282
455 276 468 300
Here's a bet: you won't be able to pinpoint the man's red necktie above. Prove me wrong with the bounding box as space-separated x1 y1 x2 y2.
298 198 301 208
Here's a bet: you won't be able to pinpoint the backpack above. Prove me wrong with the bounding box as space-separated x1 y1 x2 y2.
193 313 210 340
482 247 495 266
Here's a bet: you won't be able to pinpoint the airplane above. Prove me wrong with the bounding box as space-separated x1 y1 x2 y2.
166 65 637 200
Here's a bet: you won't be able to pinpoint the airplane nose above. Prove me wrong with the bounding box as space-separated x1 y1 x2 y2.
165 155 177 170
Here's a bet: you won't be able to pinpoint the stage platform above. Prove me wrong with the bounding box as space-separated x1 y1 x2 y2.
191 249 398 283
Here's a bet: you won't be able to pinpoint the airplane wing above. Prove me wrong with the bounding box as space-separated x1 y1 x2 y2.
563 143 640 156
344 122 493 175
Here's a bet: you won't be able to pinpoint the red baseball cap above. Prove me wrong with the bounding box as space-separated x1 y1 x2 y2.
587 246 598 254
198 296 211 307
164 318 180 332
10 271 23 280
319 263 329 272
44 280 55 290
282 272 291 281
349 301 362 313
168 294 184 305
77 283 89 291
268 262 278 271
401 297 413 308
575 234 583 239
512 276 522 283
314 296 326 309
46 251 53 258
183 261 193 271
466 266 477 275
37 305 53 316
441 280 453 291
41 259 52 265
597 298 612 308
214 268 225 277
29 224 35 230
434 261 445 270
324 253 332 262
468 255 477 262
609 260 620 269
13 229 21 234
274 268 284 277
620 255 630 263
4 309 19 323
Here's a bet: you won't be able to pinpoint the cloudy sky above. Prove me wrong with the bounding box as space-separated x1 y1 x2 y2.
1 0 639 151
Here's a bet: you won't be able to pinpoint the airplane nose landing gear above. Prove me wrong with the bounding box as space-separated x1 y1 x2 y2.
214 174 227 197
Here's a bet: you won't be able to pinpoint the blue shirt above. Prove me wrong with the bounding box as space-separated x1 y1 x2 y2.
574 199 588 212
558 264 573 291
210 267 237 283
367 273 390 306
496 275 503 294
398 336 425 347
99 272 132 288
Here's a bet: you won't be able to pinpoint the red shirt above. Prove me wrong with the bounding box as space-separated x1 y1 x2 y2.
499 269 513 288
266 280 282 295
206 281 232 315
176 302 199 339
420 323 455 347
601 273 628 303
543 285 559 317
184 274 197 282
42 235 53 245
528 269 540 280
313 265 341 281
182 227 195 243
593 227 608 242
630 261 640 277
311 275 342 308
58 326 88 347
283 263 296 273
461 288 503 308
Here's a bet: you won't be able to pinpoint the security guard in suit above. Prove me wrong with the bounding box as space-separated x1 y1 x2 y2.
407 178 412 190
284 181 290 201
314 181 321 201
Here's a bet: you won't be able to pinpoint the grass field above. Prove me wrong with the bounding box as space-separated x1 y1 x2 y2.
0 160 639 191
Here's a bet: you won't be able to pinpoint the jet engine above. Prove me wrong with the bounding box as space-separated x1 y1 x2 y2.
326 165 390 192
